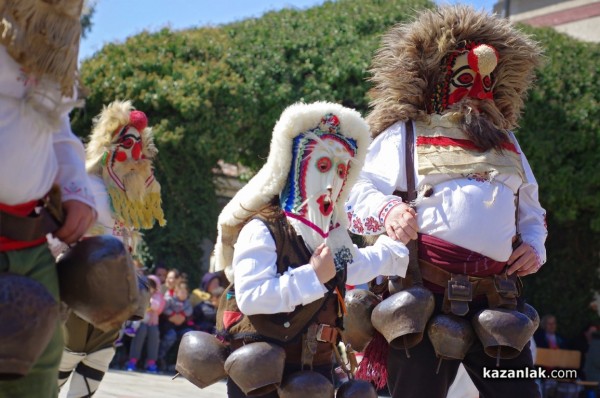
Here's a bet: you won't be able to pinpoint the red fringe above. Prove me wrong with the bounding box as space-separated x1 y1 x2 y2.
354 330 389 390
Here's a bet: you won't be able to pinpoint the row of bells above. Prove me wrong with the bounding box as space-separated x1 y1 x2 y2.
175 331 378 397
344 286 540 364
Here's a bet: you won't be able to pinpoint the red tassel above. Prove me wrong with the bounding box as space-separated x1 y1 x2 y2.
355 330 389 390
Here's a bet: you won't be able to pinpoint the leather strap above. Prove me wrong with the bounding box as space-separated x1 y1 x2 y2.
0 207 60 241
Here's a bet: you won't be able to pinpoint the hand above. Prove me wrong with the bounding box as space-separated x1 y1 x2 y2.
384 203 418 244
54 200 96 244
507 242 540 276
169 313 186 326
310 243 335 284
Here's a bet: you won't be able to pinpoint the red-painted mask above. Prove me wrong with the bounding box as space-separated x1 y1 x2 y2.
430 43 499 113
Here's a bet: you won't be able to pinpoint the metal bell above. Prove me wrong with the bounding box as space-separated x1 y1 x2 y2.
277 370 334 398
0 273 59 379
175 331 228 388
336 379 378 398
427 313 475 361
224 342 285 396
472 303 539 361
56 235 139 332
371 285 434 350
343 289 381 352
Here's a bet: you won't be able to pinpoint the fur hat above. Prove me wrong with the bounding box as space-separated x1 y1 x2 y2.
367 5 543 137
214 102 370 280
0 0 84 97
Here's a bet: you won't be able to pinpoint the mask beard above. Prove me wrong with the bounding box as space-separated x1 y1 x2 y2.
102 159 166 229
451 99 510 152
117 159 153 202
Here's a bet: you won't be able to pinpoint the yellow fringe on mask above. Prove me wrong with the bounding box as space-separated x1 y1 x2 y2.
107 187 166 230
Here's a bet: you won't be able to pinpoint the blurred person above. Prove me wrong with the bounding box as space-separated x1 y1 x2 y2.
534 314 566 349
126 275 166 374
584 329 600 384
157 281 193 371
568 323 598 378
192 286 224 334
58 101 165 397
153 264 168 293
0 2 96 396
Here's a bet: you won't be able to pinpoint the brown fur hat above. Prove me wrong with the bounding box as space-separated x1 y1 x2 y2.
367 5 543 137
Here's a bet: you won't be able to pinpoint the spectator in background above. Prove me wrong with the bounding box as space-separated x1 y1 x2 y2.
568 323 598 379
193 286 224 334
126 275 166 374
153 264 168 294
534 314 567 349
163 268 181 298
584 329 600 384
157 281 193 371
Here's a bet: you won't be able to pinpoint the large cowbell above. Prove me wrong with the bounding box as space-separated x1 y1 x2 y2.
343 289 381 352
278 371 334 398
224 342 286 396
371 248 434 351
472 303 539 361
427 313 476 369
56 235 139 332
175 331 228 389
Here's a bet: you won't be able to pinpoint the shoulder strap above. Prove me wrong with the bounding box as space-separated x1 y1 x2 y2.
405 121 422 284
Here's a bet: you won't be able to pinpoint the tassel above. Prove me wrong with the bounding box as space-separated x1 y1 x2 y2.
354 330 389 390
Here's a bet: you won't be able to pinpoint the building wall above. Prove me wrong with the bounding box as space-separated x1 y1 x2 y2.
494 0 600 42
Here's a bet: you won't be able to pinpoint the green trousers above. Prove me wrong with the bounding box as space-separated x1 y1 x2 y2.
0 245 63 398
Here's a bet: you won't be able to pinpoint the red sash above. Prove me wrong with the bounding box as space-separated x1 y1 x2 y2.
418 234 507 293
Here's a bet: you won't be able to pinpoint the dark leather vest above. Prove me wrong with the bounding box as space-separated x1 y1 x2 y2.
217 211 344 364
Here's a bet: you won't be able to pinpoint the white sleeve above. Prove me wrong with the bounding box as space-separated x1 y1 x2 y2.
346 122 406 235
512 134 548 265
346 235 409 285
53 115 96 210
233 219 327 315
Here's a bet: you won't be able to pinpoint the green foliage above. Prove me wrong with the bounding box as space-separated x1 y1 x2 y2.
517 26 600 337
72 0 432 285
73 0 600 336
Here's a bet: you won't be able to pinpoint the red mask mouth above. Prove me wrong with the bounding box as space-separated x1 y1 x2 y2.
317 195 334 216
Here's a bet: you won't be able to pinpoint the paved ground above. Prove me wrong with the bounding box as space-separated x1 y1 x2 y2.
59 369 390 397
59 370 227 398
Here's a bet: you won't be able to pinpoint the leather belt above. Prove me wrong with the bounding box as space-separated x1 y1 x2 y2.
418 259 521 315
0 207 61 241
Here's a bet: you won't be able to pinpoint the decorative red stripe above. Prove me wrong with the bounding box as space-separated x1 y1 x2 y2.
417 136 519 153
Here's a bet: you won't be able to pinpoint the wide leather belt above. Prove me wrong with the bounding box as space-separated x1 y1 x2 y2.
0 207 60 241
0 186 63 241
418 259 521 315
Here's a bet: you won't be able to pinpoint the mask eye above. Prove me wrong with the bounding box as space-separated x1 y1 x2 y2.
482 75 493 90
119 137 135 149
456 72 474 85
316 157 332 173
337 163 348 179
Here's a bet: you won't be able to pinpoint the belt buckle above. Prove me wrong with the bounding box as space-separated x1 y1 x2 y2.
494 274 519 299
447 274 472 302
315 324 332 343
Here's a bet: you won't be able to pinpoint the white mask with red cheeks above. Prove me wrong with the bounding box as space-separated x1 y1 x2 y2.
280 114 357 252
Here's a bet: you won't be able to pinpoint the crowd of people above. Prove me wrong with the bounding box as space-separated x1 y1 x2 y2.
111 265 226 374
